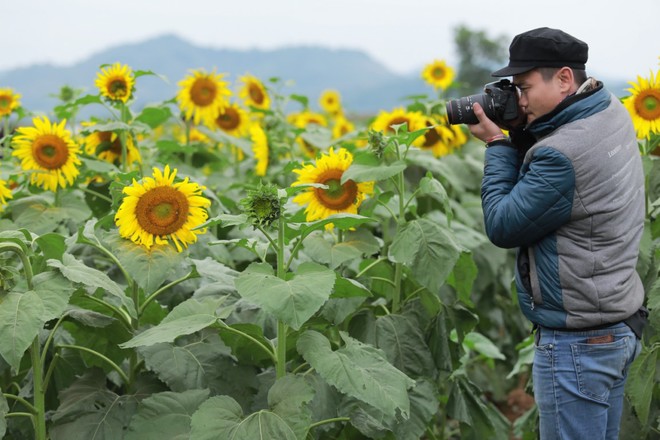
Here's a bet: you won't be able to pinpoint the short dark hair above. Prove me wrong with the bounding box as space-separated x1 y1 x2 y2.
537 67 587 85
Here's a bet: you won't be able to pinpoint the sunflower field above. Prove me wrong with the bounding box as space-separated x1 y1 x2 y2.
0 58 658 440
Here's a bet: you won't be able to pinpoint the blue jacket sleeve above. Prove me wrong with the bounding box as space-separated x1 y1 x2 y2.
481 145 575 248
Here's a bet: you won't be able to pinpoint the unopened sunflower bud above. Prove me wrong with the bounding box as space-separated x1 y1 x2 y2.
367 129 387 158
241 183 281 228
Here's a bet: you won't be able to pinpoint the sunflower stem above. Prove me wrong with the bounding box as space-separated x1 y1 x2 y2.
392 146 407 314
30 338 47 440
276 214 288 379
2 116 9 157
119 103 129 174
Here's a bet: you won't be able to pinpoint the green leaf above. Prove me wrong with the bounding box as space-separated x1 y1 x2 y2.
125 389 211 440
0 291 44 371
341 150 407 183
32 270 75 321
303 234 366 269
419 172 453 223
447 251 478 306
48 253 136 318
297 330 414 418
447 375 510 440
135 106 173 128
120 298 224 348
50 369 138 440
375 314 437 377
625 345 658 424
267 375 315 440
199 213 249 229
234 262 336 330
0 391 7 437
332 275 372 298
392 378 439 440
139 336 258 405
218 323 273 366
190 395 298 440
105 232 185 294
455 331 506 360
34 232 67 261
389 218 462 293
292 213 374 234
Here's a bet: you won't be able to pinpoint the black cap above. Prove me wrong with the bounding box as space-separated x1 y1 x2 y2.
492 27 588 77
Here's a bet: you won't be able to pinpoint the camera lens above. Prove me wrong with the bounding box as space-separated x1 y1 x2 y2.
445 94 491 125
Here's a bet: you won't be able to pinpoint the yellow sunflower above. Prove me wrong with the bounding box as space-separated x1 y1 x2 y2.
421 59 455 90
95 62 135 103
0 88 21 117
623 70 660 139
239 74 271 110
319 89 342 115
212 102 250 137
84 130 141 166
332 115 355 139
177 69 232 126
114 165 211 252
448 124 468 149
12 116 81 192
251 124 269 176
0 179 13 210
418 116 456 157
289 111 328 158
292 147 374 226
370 108 425 146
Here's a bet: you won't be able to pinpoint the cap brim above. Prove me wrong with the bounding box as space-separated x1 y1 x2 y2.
491 65 536 77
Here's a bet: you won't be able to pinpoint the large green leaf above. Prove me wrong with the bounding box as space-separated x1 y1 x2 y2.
297 330 414 418
447 251 478 306
189 378 313 440
32 271 75 321
375 314 437 377
0 388 8 437
234 262 336 330
447 375 510 440
125 389 211 440
389 218 462 293
341 150 407 183
50 369 138 440
338 378 439 439
625 346 658 424
106 232 186 294
121 298 224 348
48 253 136 318
139 336 258 409
267 375 315 440
0 291 45 371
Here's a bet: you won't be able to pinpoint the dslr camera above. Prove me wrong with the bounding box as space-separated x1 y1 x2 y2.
446 79 519 125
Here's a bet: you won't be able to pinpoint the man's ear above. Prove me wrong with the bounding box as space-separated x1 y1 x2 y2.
557 67 575 92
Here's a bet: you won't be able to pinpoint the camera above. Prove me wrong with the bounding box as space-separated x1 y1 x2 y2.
445 79 519 125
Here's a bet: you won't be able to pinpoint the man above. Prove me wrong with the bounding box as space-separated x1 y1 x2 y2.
468 27 646 439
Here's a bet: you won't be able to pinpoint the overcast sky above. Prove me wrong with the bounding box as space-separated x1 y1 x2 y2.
2 0 658 81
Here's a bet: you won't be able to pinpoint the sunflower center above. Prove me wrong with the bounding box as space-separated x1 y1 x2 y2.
190 78 217 107
423 126 441 148
32 134 70 170
314 169 358 210
216 107 240 130
135 186 190 236
432 67 446 79
249 83 265 105
635 90 660 121
96 132 123 155
0 96 9 109
109 79 128 98
387 117 410 133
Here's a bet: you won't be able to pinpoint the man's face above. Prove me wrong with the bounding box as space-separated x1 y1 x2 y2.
512 70 566 124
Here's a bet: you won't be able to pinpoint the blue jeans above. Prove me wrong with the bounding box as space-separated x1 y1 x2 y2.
533 323 640 440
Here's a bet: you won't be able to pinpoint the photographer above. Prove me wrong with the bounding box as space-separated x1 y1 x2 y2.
466 27 646 439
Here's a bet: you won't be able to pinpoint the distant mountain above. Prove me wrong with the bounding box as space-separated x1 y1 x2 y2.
0 34 432 116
